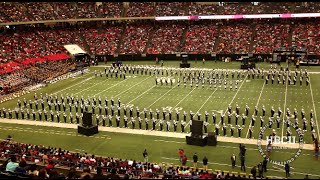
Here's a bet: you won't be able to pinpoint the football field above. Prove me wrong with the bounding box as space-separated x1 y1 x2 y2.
0 61 319 178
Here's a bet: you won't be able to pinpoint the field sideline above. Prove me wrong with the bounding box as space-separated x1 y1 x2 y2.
0 60 320 178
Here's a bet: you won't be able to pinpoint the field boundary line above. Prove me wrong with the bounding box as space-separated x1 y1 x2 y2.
0 118 314 150
281 72 288 138
245 81 266 138
309 75 320 140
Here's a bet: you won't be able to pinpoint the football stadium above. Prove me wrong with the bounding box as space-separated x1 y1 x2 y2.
0 2 319 179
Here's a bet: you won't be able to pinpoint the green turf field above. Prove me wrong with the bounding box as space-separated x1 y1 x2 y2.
0 60 319 178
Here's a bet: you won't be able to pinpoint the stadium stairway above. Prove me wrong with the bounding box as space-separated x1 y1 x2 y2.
116 24 127 54
122 2 129 17
178 25 189 52
78 32 92 55
213 23 222 52
13 3 30 21
184 2 191 16
288 24 294 48
249 22 258 53
143 26 156 54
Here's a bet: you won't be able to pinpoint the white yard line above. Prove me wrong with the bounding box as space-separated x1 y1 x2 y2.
74 76 110 96
245 81 266 138
281 72 289 138
309 76 320 140
217 74 248 126
172 87 197 109
113 76 152 98
127 85 156 104
160 157 320 177
146 84 179 109
194 88 218 116
53 73 93 95
93 78 130 96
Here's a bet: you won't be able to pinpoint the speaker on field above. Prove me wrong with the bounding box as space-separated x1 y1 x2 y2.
82 112 93 127
207 132 217 146
78 111 98 136
191 120 203 137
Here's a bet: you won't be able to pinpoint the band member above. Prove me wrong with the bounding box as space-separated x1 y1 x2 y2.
63 113 67 123
138 117 142 129
236 104 240 115
130 107 133 117
212 112 216 124
181 120 186 133
116 115 120 128
249 126 254 139
230 124 234 137
245 104 249 116
204 121 209 133
237 125 243 138
222 123 227 136
122 106 127 117
268 117 273 129
109 105 113 116
124 115 128 128
262 105 266 117
183 111 187 121
173 120 178 132
152 118 157 130
251 115 256 127
176 110 180 121
276 116 281 129
149 109 153 119
205 111 209 122
220 112 225 125
254 106 258 116
131 117 135 129
215 124 220 136
242 114 247 126
159 119 164 131
271 106 275 117
145 118 149 130
109 115 113 127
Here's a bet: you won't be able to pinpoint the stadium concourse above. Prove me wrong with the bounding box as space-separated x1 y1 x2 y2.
0 1 320 180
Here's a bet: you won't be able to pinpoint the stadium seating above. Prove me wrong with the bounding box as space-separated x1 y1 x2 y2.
217 22 252 54
147 23 185 54
155 2 187 16
98 2 122 18
126 2 155 17
119 22 153 55
182 23 218 54
0 140 276 179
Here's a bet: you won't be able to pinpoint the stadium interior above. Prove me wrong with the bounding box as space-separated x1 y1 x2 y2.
0 1 319 179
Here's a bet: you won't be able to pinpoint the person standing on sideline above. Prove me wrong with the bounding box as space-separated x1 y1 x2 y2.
231 154 236 169
285 163 290 178
250 166 257 179
143 149 148 163
203 156 208 171
193 153 198 168
178 149 184 162
314 138 319 160
182 155 187 166
262 157 268 172
240 155 246 172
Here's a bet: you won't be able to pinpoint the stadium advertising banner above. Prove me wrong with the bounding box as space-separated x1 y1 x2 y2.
155 13 320 21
